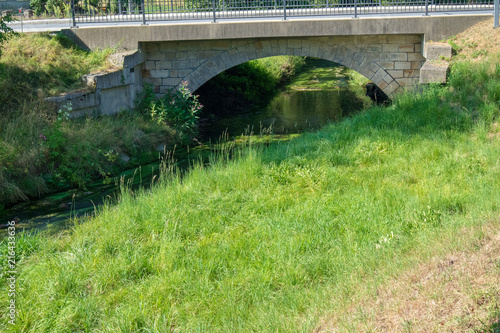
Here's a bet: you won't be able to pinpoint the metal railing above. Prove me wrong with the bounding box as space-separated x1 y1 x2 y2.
70 0 495 25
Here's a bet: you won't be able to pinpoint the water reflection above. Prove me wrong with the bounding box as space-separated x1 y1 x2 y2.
201 89 364 139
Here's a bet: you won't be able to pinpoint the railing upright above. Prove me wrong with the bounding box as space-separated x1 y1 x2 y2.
354 0 357 18
213 0 216 22
141 0 146 24
495 0 499 28
283 0 287 20
425 0 429 16
71 0 77 27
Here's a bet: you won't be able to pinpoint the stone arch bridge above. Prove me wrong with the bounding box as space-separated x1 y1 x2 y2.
61 14 489 112
142 34 422 96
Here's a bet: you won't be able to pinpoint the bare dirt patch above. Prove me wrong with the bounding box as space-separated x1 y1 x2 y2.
316 226 500 332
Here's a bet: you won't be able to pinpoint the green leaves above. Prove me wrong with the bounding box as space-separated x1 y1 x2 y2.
0 14 17 55
147 82 202 143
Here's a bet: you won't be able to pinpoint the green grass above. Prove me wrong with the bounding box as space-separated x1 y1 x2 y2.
0 33 184 207
1 54 500 332
0 32 114 114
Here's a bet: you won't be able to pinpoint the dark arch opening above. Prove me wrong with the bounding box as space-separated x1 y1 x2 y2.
194 56 372 139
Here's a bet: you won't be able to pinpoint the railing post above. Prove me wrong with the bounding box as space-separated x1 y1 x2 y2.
141 0 146 24
495 0 499 28
283 0 287 20
354 0 357 18
71 0 77 28
425 0 429 16
213 0 216 23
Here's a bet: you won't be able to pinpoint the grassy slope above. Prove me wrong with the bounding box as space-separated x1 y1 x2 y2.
0 33 180 206
1 55 500 331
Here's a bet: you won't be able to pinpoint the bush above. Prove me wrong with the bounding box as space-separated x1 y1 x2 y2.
0 14 17 55
30 0 47 15
146 81 202 143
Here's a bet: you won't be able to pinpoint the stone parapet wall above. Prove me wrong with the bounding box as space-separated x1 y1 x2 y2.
141 34 424 97
46 51 144 117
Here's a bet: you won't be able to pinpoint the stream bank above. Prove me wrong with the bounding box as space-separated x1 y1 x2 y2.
0 57 371 237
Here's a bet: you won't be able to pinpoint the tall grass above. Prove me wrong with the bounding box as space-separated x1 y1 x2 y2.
1 54 499 331
0 33 181 207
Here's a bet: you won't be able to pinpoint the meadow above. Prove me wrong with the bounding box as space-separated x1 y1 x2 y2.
1 52 499 331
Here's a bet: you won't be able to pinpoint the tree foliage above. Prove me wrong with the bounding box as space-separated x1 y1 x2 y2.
0 14 17 51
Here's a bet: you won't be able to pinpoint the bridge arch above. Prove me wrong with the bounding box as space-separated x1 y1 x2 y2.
186 41 398 96
142 35 424 98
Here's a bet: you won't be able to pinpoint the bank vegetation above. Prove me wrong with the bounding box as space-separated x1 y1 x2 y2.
1 40 499 331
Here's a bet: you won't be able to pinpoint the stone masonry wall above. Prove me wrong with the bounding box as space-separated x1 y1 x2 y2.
141 34 425 97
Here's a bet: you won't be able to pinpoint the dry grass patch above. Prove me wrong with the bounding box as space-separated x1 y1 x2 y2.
451 18 500 61
489 122 500 140
316 224 500 332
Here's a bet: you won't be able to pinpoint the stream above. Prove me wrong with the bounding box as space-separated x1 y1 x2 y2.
0 58 369 237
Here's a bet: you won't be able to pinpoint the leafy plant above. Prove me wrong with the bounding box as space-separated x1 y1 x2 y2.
30 0 47 16
0 14 17 55
148 81 202 142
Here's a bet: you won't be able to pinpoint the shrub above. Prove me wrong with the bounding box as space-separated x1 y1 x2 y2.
0 14 17 55
30 0 47 15
147 81 202 143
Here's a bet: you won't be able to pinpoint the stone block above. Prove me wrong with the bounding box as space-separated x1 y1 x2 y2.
162 78 183 86
389 53 408 61
382 74 393 84
419 62 449 84
366 44 382 53
394 61 411 70
406 35 423 44
387 70 404 79
423 42 452 61
411 61 424 69
147 52 165 61
408 52 425 61
377 80 388 90
369 62 381 73
149 69 169 78
382 44 399 53
45 91 99 111
309 42 320 58
172 60 189 70
399 44 414 53
404 69 419 78
396 77 418 87
385 81 400 96
372 68 387 84
386 35 407 44
378 62 395 70
156 61 172 70
178 69 192 78
143 78 161 86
